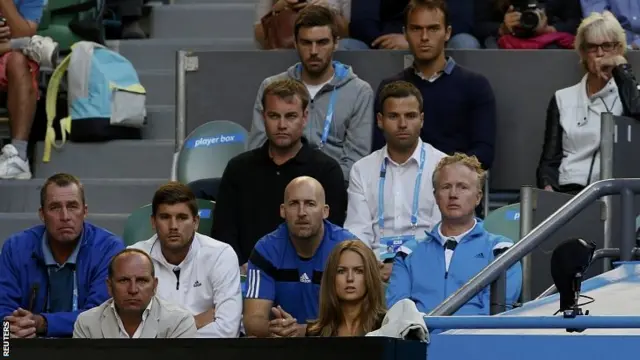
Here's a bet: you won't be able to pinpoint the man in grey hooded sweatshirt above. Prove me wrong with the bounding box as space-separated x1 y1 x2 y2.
247 5 374 183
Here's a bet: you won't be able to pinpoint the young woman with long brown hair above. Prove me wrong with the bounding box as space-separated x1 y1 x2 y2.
306 240 386 337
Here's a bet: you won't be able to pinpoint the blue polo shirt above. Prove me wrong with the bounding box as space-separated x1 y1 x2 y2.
245 220 355 323
42 234 81 313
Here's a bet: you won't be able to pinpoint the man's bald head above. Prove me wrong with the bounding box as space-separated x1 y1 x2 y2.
281 176 329 241
284 176 326 205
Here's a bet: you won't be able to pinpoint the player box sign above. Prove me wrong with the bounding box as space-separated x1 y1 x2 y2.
2 319 8 357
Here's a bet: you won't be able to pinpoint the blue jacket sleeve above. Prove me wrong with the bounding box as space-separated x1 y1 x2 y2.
385 254 413 309
0 239 22 319
41 237 125 337
579 0 608 17
349 0 382 46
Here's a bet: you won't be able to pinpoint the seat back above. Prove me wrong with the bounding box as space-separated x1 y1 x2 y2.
122 199 216 246
38 0 105 52
122 203 154 246
483 203 521 242
177 120 248 185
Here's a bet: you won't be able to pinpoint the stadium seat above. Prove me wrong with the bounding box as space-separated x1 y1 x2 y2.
122 199 216 246
176 120 248 185
484 203 521 242
37 0 104 52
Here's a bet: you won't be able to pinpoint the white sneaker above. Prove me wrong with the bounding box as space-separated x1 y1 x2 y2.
22 35 59 69
0 144 32 180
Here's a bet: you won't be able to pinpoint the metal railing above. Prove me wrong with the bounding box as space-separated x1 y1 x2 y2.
424 315 640 330
429 178 640 316
477 112 624 311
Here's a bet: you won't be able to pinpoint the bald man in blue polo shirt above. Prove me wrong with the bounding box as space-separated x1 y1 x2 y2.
243 176 356 338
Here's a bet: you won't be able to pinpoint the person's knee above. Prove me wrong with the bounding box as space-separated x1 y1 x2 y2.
447 33 482 49
6 52 32 81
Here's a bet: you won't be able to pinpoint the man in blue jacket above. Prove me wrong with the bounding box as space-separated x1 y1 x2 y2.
0 173 124 338
387 154 522 315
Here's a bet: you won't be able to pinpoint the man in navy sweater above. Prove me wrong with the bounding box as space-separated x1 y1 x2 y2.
350 0 480 49
371 0 496 170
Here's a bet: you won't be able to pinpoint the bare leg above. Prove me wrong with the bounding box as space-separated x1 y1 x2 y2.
6 51 37 143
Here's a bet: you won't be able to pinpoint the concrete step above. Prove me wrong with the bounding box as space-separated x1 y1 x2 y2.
145 105 175 140
108 38 257 71
33 140 175 179
139 70 174 106
0 213 128 246
151 4 255 39
0 178 166 214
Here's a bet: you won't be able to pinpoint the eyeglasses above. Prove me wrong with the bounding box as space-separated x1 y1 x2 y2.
584 42 619 53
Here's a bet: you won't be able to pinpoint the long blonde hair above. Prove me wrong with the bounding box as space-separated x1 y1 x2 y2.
307 240 386 336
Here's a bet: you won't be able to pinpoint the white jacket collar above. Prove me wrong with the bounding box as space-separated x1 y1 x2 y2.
148 232 201 270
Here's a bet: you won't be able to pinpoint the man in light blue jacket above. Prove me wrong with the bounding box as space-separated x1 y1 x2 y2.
247 5 374 182
581 1 640 49
387 153 522 315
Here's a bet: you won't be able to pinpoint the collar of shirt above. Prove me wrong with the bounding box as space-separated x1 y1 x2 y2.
413 56 456 82
41 230 83 267
437 218 477 245
111 298 153 338
382 138 424 167
149 232 200 270
260 137 312 164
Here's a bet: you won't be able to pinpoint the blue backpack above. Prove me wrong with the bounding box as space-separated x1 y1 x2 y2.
44 41 146 162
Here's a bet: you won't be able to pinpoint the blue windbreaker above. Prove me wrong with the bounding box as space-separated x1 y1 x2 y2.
386 221 522 315
0 223 125 337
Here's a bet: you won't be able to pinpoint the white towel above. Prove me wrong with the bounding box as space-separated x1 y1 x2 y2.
366 299 429 343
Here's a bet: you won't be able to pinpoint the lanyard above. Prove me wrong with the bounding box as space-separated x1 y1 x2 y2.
47 268 78 312
377 144 426 237
319 87 338 148
296 62 346 149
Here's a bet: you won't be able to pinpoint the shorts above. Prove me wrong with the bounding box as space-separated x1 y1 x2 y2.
0 51 40 99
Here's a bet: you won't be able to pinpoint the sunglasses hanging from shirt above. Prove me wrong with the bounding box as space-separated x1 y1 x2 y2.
378 144 426 259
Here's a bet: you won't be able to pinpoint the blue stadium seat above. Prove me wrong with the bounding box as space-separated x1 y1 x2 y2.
484 203 521 243
176 120 248 185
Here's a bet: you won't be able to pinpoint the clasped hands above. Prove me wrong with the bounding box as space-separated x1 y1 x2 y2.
4 308 45 338
268 305 304 338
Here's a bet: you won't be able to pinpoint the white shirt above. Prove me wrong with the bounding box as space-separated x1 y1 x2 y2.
555 74 623 186
305 76 333 99
111 298 153 339
438 219 477 271
344 139 446 258
129 232 242 338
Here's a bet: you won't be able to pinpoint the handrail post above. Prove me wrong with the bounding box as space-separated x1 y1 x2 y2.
176 50 187 153
600 112 615 271
173 50 188 181
620 188 635 261
483 170 490 218
489 271 506 314
519 185 534 302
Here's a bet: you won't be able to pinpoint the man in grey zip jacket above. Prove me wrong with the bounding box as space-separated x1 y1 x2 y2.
246 6 374 182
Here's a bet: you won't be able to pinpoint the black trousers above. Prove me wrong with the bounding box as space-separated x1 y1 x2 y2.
106 0 147 20
187 178 222 202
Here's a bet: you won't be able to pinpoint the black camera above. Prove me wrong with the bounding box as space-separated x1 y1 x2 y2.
512 0 542 33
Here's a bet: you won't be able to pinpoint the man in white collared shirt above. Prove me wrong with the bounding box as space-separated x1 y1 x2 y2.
345 81 446 280
129 182 242 338
73 249 197 338
111 297 152 338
